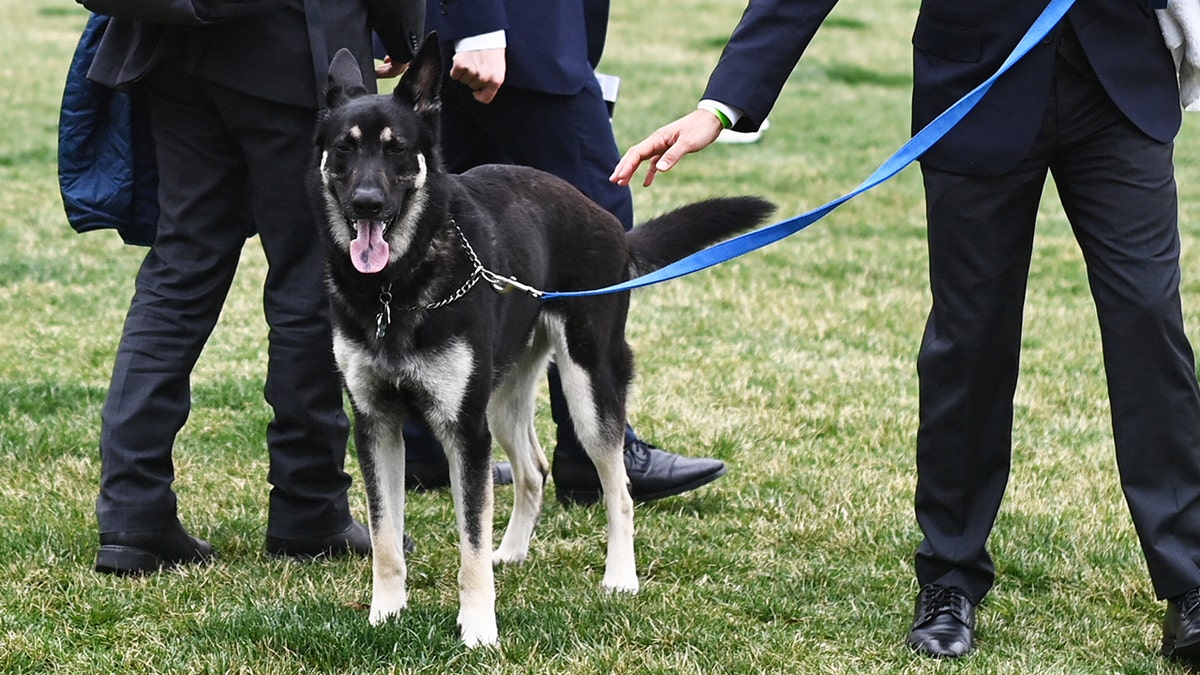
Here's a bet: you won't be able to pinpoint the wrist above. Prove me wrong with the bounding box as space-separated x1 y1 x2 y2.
697 100 735 129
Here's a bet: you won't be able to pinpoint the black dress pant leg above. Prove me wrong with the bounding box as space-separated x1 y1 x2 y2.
914 158 1046 603
1050 45 1200 600
209 81 353 539
96 68 251 533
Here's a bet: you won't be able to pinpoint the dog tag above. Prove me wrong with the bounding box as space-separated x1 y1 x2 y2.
376 288 393 339
376 304 391 339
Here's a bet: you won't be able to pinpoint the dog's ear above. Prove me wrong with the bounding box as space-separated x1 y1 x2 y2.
392 33 442 115
326 48 368 110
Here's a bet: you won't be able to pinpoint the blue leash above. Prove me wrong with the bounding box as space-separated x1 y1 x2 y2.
541 0 1076 300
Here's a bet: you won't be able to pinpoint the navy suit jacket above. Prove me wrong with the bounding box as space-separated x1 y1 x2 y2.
427 0 604 96
703 0 1181 175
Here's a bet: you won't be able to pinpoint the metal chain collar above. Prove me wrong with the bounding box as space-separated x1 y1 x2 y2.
375 218 544 339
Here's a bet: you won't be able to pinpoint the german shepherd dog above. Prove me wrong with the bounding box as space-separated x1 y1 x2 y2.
313 38 773 647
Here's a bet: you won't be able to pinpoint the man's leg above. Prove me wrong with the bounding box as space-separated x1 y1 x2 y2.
95 67 247 574
211 81 366 557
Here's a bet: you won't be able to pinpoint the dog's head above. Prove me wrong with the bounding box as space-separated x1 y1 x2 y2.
316 37 444 275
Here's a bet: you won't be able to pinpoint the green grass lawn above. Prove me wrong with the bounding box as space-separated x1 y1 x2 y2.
6 0 1200 672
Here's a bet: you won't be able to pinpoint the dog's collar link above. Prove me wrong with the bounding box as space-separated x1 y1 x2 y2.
373 218 544 338
375 288 393 339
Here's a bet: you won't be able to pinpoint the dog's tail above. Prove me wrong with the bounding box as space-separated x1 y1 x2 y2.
626 196 776 278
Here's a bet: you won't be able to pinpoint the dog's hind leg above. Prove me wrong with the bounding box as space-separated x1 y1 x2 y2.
355 414 410 625
488 329 552 565
440 421 499 647
553 346 639 595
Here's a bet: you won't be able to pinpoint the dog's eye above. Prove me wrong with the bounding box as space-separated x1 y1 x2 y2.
384 142 407 156
334 142 354 155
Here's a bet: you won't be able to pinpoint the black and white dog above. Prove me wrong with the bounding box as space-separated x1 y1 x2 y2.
313 38 773 647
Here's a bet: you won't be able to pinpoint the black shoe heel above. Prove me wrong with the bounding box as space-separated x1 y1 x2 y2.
95 545 167 576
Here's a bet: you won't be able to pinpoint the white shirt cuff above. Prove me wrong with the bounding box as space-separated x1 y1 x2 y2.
455 30 507 52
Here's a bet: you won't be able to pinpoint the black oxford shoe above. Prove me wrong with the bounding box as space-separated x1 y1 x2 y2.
265 520 374 560
907 584 976 658
553 438 727 506
95 520 215 576
1163 586 1200 659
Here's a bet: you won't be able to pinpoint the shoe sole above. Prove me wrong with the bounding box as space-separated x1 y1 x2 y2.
94 545 213 576
1162 635 1200 659
556 464 728 507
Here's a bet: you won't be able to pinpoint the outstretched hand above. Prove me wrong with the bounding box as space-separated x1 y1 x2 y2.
610 109 724 187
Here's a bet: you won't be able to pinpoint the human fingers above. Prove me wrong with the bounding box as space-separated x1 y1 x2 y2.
450 48 506 103
472 81 501 104
375 57 408 79
611 110 722 187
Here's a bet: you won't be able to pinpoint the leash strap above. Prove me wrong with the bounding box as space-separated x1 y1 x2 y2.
542 0 1077 300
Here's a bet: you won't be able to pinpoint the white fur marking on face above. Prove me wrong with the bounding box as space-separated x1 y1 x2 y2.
380 127 394 143
383 152 429 261
349 125 363 141
414 153 427 189
319 153 357 254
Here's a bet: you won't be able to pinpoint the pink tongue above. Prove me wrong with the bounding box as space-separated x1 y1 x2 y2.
350 220 390 274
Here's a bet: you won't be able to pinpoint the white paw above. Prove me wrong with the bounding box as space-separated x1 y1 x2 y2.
602 574 640 595
368 593 407 626
458 612 499 648
492 544 528 566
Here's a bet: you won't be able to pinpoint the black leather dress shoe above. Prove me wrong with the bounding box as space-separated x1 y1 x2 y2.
406 457 512 491
265 520 374 560
95 521 215 576
553 438 727 506
907 584 976 658
1163 586 1200 658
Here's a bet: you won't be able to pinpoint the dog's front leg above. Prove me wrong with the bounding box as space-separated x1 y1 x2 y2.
358 416 409 625
445 429 499 648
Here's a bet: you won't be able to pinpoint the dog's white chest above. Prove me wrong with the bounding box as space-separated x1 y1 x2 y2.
334 332 474 422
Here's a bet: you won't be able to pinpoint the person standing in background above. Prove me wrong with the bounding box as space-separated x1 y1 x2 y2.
80 0 424 575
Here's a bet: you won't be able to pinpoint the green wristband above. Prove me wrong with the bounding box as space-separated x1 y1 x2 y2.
700 103 734 129
706 106 733 130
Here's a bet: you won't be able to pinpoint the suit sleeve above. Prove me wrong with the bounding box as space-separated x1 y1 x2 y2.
701 0 840 132
368 0 426 62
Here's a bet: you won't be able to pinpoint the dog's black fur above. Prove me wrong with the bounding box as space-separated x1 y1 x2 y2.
313 37 773 647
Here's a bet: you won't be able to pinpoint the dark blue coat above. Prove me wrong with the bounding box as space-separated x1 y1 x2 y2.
58 13 157 246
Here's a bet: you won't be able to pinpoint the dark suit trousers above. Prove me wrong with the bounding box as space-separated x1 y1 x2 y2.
914 29 1200 602
96 66 353 539
404 73 637 462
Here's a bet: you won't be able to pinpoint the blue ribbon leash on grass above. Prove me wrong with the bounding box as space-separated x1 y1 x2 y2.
541 0 1076 300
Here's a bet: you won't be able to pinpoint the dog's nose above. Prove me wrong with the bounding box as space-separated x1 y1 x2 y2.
352 186 386 217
